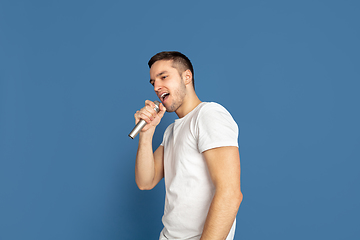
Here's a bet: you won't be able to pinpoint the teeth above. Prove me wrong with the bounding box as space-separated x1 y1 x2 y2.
161 93 168 99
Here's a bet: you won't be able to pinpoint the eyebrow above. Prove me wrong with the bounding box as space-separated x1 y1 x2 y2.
149 71 168 84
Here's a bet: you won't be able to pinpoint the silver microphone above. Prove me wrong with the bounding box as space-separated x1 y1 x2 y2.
129 101 160 139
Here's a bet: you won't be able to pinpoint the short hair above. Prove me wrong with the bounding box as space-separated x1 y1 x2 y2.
148 51 195 88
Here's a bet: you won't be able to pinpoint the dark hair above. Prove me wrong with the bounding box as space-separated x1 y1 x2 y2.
148 51 195 88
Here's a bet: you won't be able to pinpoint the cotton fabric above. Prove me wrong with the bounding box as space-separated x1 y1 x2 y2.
159 102 239 240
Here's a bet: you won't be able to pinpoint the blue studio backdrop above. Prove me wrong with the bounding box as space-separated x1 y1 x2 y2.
1 1 359 240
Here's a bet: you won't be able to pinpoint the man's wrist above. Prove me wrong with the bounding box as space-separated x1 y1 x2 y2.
139 127 156 141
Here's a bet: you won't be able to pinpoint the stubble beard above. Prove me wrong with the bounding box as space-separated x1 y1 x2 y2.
165 81 187 113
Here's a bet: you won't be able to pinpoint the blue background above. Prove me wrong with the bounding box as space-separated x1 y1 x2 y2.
1 0 359 239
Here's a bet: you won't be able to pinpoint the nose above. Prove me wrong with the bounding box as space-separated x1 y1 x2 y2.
153 80 162 92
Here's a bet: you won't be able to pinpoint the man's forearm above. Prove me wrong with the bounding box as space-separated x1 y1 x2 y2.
200 190 242 240
135 128 156 190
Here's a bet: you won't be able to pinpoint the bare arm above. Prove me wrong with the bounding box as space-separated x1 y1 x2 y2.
200 146 243 240
134 100 166 190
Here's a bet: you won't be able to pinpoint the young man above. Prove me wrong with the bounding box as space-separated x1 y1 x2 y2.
134 51 242 240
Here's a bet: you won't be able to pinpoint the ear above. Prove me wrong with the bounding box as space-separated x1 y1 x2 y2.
182 69 193 86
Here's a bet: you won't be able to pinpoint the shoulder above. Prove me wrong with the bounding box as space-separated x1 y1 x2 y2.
195 101 238 132
160 122 175 146
200 102 229 112
195 102 239 152
197 102 235 121
163 122 175 136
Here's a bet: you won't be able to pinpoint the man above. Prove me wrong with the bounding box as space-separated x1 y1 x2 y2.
134 51 242 240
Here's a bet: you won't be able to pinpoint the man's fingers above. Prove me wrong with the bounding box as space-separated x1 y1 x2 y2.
134 100 166 129
158 103 166 117
135 109 152 124
135 107 156 123
144 100 156 108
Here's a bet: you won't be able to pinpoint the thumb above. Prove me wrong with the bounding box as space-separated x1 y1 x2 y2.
158 103 166 117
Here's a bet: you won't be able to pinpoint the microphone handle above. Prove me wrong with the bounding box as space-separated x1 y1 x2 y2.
129 120 147 139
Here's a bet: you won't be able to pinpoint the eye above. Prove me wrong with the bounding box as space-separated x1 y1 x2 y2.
161 75 168 80
150 80 154 86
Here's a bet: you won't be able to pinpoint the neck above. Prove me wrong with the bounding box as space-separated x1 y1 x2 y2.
175 91 202 118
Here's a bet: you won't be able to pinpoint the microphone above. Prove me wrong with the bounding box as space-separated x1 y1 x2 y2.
129 101 160 139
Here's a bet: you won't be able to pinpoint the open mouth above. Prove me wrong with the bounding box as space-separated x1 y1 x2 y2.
160 92 170 102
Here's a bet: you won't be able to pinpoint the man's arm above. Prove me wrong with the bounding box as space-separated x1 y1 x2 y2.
200 146 243 240
134 100 166 190
135 136 164 190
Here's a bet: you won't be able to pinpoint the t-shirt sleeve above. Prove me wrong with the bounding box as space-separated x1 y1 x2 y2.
160 123 173 147
197 103 239 153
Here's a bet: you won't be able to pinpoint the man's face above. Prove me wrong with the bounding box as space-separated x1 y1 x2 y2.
149 60 187 113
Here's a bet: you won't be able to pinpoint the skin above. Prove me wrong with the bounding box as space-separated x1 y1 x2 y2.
134 59 242 240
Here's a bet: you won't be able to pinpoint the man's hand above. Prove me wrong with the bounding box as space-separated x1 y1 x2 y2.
134 100 166 132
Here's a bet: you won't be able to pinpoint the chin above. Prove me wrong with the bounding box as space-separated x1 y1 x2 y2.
165 107 175 113
164 103 176 113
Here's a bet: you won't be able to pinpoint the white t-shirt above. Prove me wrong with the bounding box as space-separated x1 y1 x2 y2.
159 102 239 240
